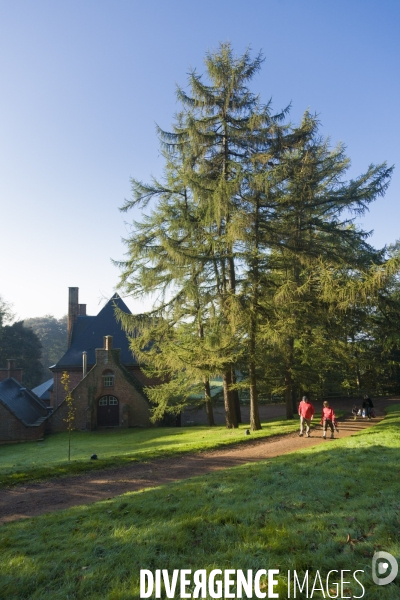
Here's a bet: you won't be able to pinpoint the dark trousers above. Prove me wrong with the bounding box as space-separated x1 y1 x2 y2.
323 419 334 433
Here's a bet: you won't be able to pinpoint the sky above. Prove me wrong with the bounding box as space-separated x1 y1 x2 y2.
1 0 399 320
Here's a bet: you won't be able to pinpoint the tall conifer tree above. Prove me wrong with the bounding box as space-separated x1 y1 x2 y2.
257 119 392 417
155 43 292 427
118 43 292 428
117 44 393 426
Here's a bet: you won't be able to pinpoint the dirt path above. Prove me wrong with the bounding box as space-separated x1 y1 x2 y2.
0 415 382 525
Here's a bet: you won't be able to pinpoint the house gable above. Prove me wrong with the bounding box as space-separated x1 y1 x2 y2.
46 336 151 432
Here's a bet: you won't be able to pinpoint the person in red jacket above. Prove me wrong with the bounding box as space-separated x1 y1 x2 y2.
321 401 338 439
298 395 315 437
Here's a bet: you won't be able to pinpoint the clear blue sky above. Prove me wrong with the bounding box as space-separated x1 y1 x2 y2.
1 0 399 319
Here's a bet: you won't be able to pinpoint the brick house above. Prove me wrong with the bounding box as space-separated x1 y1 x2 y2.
0 289 156 443
46 288 152 431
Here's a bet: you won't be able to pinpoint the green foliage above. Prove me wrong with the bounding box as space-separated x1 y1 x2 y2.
24 315 67 381
117 42 396 428
0 294 14 327
0 320 43 388
0 296 49 388
251 113 393 415
117 43 295 429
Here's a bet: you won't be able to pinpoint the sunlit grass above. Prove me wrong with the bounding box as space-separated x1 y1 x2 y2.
0 408 399 599
0 416 301 487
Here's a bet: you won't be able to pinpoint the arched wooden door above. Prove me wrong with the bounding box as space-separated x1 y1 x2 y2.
97 395 119 426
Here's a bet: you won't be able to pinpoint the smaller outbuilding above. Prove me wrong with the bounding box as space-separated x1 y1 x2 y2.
0 378 49 443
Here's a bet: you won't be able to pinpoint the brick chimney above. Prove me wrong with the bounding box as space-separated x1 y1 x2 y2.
7 359 22 383
67 287 79 348
95 336 120 364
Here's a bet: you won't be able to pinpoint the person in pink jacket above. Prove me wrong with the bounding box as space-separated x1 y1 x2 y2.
321 401 339 439
298 395 315 437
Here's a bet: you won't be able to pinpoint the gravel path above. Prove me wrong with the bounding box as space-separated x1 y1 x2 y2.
0 405 388 525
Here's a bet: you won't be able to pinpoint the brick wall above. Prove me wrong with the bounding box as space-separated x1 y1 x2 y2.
50 367 93 408
0 403 45 444
45 400 70 433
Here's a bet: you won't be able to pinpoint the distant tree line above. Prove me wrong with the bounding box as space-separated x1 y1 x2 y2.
116 43 398 429
0 297 67 388
24 315 67 379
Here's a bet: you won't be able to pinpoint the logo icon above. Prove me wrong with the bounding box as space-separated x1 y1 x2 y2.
372 551 398 585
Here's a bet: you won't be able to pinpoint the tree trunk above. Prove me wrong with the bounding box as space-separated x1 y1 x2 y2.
197 318 215 426
223 369 238 428
285 370 294 420
248 303 261 429
292 386 298 415
249 359 262 430
231 367 242 424
285 337 295 419
204 378 215 426
248 195 262 430
356 364 361 391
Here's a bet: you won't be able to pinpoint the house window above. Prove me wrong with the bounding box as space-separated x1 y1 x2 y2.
102 369 114 388
98 396 119 406
103 375 114 387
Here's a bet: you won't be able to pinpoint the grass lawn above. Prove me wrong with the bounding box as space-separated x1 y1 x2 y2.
0 416 301 487
0 408 399 599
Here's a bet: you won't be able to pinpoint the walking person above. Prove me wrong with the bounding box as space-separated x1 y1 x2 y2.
321 401 338 439
362 395 374 420
298 395 315 437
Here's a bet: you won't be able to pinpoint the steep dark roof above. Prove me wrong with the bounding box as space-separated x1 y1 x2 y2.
53 294 138 369
0 378 48 425
118 362 148 400
32 378 54 401
71 316 95 345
